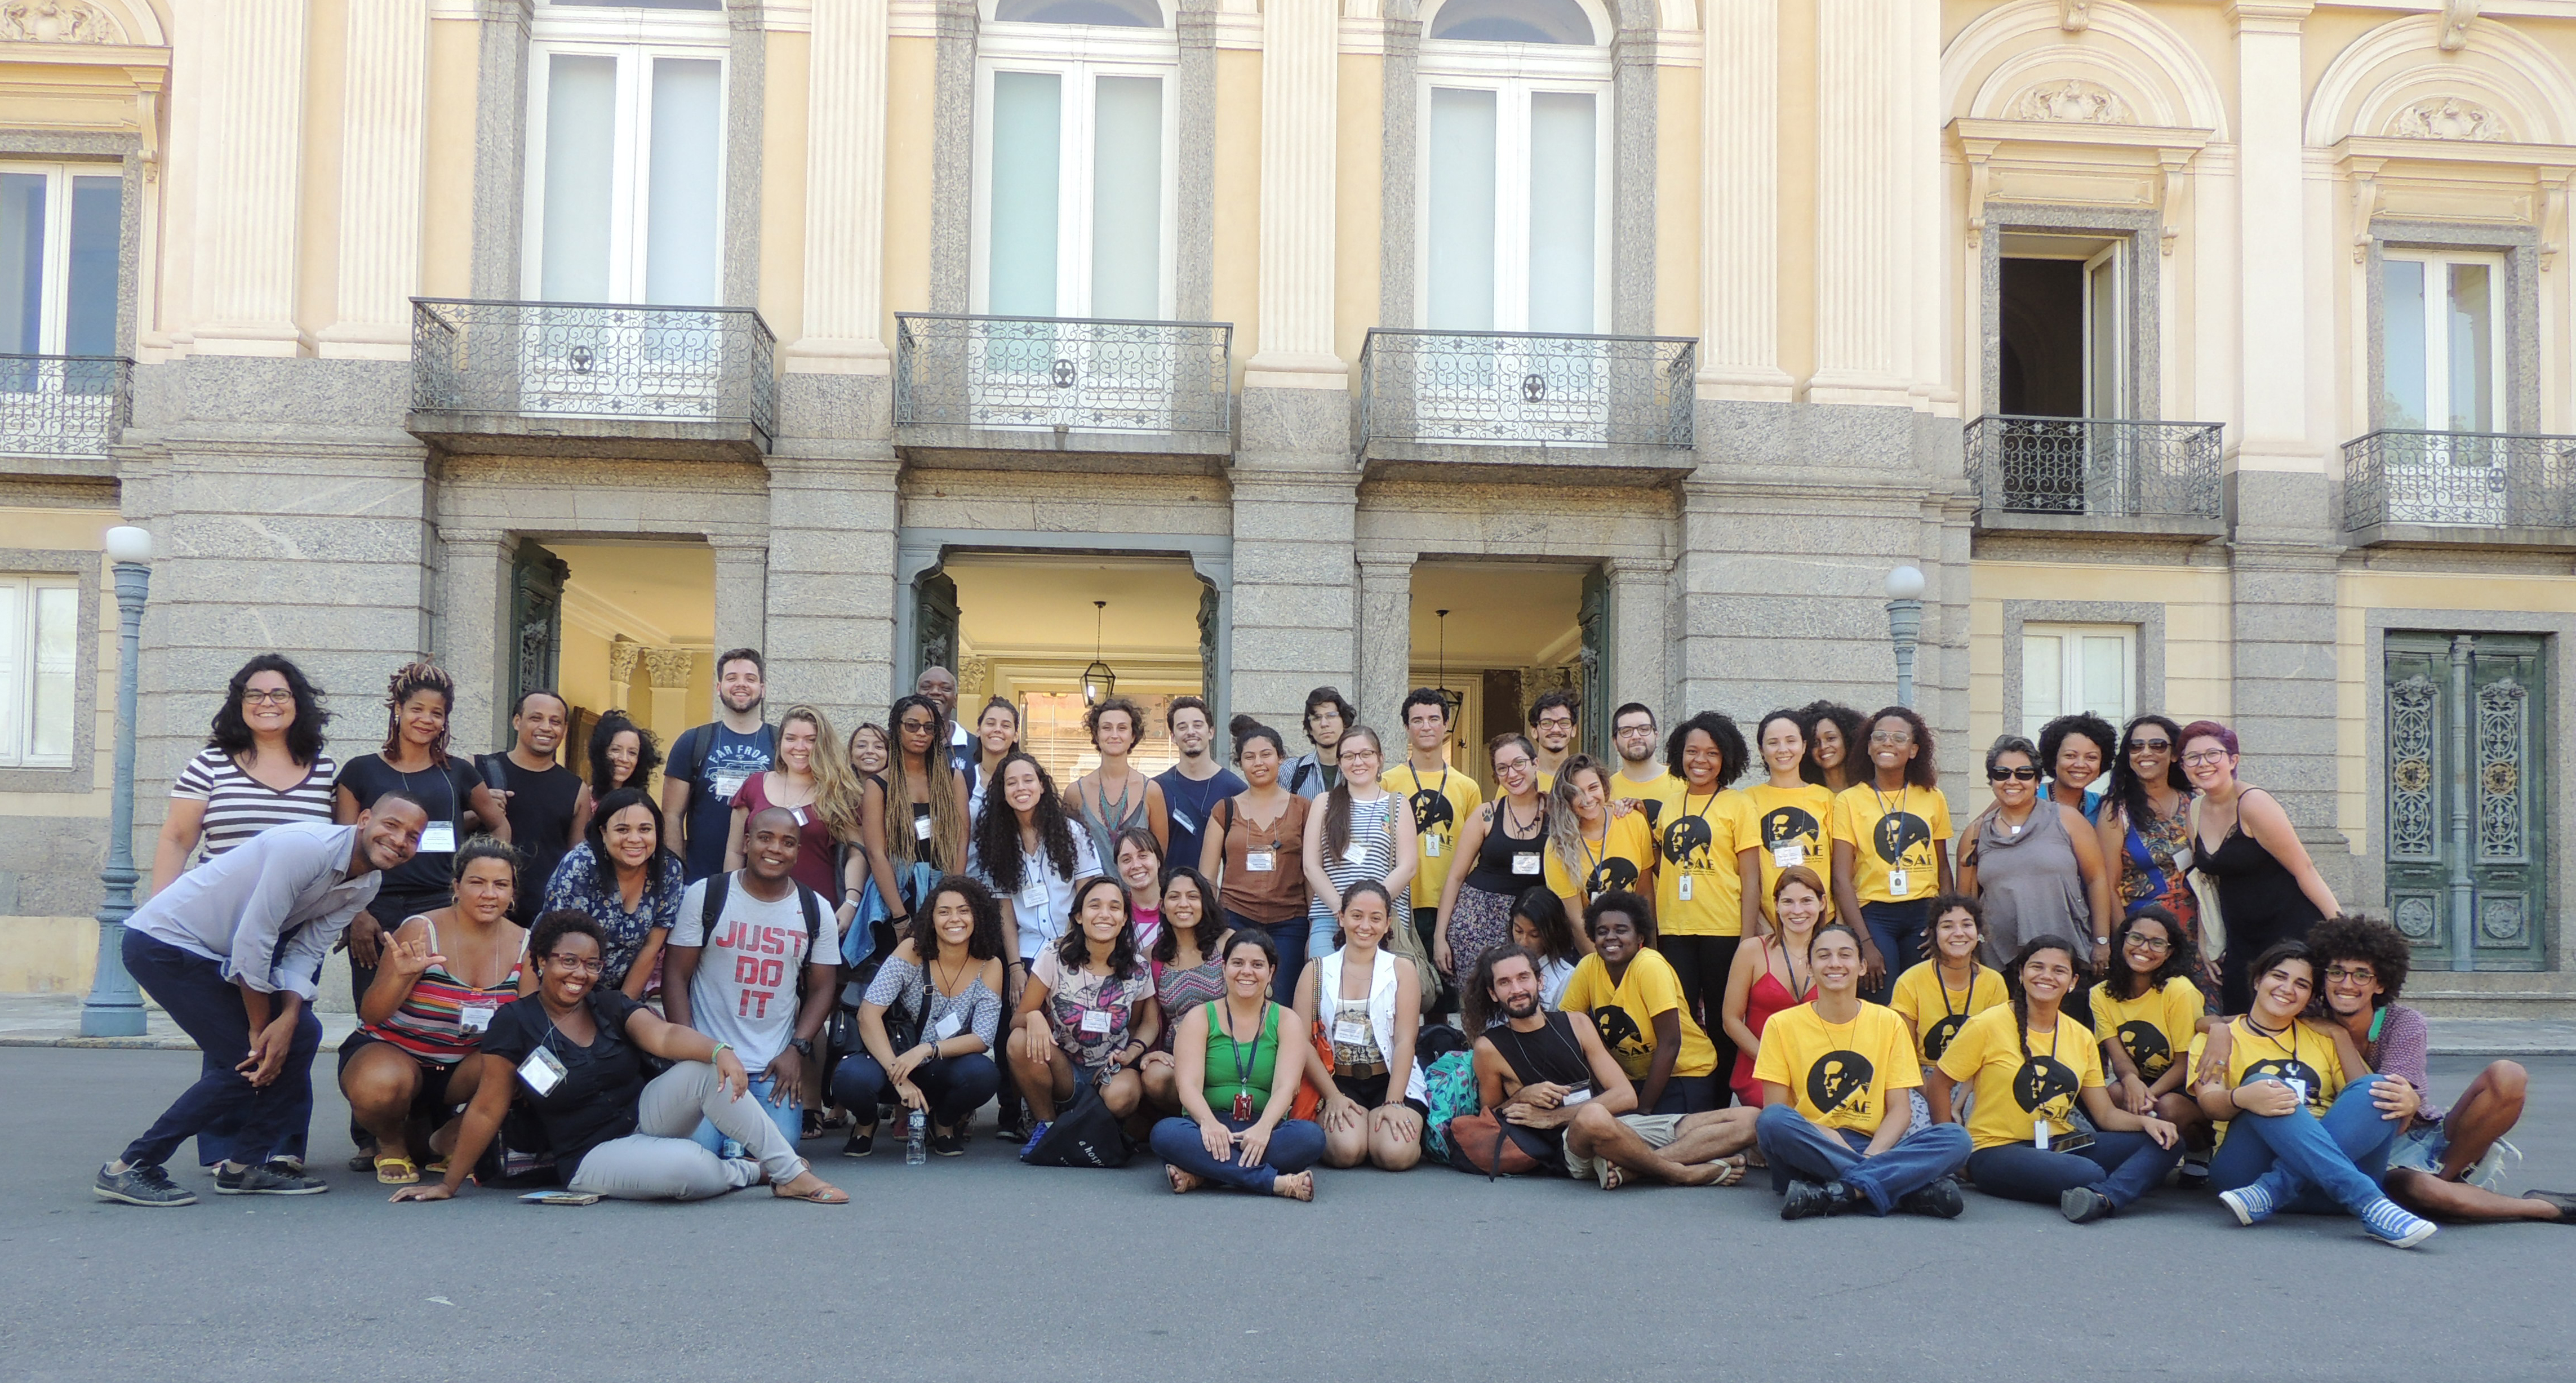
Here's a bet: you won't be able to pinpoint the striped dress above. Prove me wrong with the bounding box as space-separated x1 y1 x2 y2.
361 919 527 1065
170 747 339 861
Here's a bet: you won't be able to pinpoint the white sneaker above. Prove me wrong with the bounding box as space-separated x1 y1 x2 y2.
2467 1139 2520 1191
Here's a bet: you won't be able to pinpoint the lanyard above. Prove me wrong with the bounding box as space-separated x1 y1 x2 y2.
1775 936 1809 1000
396 761 457 834
1870 783 1910 842
1678 789 1722 866
1939 964 1979 1021
1218 999 1265 1093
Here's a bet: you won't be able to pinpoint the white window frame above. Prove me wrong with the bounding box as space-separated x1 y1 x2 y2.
522 4 730 305
1414 42 1613 335
0 161 118 355
2081 243 2126 419
2380 248 2508 434
0 573 78 769
2019 622 2136 741
970 24 1182 319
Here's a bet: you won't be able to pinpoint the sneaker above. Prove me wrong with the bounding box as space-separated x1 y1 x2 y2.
95 1162 196 1207
1780 1180 1839 1221
840 1132 874 1159
2060 1185 2113 1225
930 1131 967 1158
2220 1182 2276 1226
1020 1122 1052 1158
213 1160 328 1196
2466 1139 2520 1192
2520 1189 2576 1222
1897 1177 1965 1220
2177 1154 2210 1190
2361 1197 2438 1249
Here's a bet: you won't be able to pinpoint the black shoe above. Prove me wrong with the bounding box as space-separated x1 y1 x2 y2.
214 1160 328 1196
994 1118 1028 1144
2524 1190 2576 1222
95 1162 196 1207
930 1130 967 1157
841 1131 875 1159
1780 1180 1837 1221
2061 1185 2113 1224
1897 1176 1965 1219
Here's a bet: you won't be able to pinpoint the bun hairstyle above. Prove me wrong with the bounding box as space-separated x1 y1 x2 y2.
1230 717 1286 763
378 661 457 762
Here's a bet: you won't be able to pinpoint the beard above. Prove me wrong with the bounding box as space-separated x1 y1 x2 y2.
1501 991 1542 1020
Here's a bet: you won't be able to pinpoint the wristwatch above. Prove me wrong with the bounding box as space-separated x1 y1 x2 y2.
789 1037 814 1056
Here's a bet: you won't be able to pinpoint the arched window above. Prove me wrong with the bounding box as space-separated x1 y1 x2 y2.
1417 0 1611 333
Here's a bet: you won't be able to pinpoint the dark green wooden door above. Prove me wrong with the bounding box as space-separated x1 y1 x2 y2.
2383 633 2548 971
1579 566 1610 763
509 540 568 706
914 570 958 688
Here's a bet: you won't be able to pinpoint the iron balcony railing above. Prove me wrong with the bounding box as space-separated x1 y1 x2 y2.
893 313 1233 438
410 298 776 443
1966 415 2223 523
0 354 131 460
2343 429 2576 533
1359 329 1694 452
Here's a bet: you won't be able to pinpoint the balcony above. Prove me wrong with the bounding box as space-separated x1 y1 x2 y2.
1358 329 1695 484
0 355 130 474
1966 415 2226 538
406 299 775 461
893 314 1233 473
2343 429 2576 548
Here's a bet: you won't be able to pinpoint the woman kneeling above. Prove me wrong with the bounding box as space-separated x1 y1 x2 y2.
1149 930 1323 1199
1295 881 1425 1171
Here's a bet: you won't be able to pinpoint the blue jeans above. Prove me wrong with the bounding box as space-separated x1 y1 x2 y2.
1233 911 1307 1006
120 932 324 1169
1148 1115 1327 1194
689 1072 802 1156
197 1051 315 1167
1859 899 1930 1004
831 1052 1002 1128
1967 1130 2181 1211
2209 1075 2397 1216
1755 1104 1971 1215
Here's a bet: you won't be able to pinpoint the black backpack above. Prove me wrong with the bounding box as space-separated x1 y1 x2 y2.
695 869 825 957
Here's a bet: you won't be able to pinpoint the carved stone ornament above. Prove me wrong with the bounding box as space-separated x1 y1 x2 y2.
2440 0 2481 54
2388 97 2508 142
2010 78 2129 125
642 647 696 691
0 0 125 42
2058 0 2091 33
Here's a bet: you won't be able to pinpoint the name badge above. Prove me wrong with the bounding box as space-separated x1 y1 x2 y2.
1078 1008 1113 1036
1343 841 1370 865
931 1011 964 1042
2285 1078 2308 1107
1171 810 1197 835
518 1046 568 1097
1333 1016 1369 1045
1887 868 1911 896
1246 850 1276 873
1019 881 1047 909
913 815 932 841
417 820 457 855
1558 1087 1593 1107
710 770 749 803
2033 1118 2051 1151
792 806 809 827
458 1002 497 1033
1424 835 1442 859
1511 851 1542 877
1770 842 1805 870
1676 874 1693 901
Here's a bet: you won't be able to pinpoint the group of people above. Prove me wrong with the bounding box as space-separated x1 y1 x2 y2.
89 651 2574 1245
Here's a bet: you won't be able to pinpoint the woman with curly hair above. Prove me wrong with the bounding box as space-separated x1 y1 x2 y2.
1829 705 1952 1004
334 662 508 1013
832 874 1009 1158
585 711 661 799
1009 874 1160 1135
1065 694 1169 864
2093 713 2214 1001
1795 700 1869 794
1650 710 1753 1042
153 653 340 897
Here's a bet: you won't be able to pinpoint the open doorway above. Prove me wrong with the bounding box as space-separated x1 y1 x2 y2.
936 553 1211 783
540 540 717 789
1407 561 1591 793
1998 233 2127 421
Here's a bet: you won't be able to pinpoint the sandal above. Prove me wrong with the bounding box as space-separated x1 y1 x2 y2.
373 1156 420 1186
1165 1164 1202 1195
1271 1171 1314 1202
772 1178 850 1204
1598 1163 1627 1191
1709 1155 1748 1188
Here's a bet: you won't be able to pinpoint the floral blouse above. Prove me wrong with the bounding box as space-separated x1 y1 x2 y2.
540 844 685 991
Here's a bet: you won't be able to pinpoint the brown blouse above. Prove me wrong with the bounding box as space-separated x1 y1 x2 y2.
1212 791 1312 924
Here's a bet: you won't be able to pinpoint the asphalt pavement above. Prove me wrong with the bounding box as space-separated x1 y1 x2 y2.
5 1047 2574 1382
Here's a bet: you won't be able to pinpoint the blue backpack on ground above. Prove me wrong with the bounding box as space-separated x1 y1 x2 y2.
1417 1050 1481 1166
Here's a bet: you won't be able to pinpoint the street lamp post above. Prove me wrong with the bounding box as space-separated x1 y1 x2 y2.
81 524 152 1038
1884 564 1925 712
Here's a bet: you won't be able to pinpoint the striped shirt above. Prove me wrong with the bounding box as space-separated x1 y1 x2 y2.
362 918 527 1065
171 748 340 861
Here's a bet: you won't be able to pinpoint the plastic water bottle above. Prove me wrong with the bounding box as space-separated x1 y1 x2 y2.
905 1108 927 1166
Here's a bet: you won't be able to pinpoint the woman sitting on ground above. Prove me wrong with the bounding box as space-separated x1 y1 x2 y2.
392 910 846 1204
1887 895 2007 1070
340 837 528 1185
1149 930 1323 1200
539 787 681 998
1930 935 2182 1226
1507 886 1582 1013
1720 865 1827 1108
832 874 1008 1158
1141 866 1231 1114
2088 906 2213 1180
1295 879 1425 1171
1009 875 1161 1136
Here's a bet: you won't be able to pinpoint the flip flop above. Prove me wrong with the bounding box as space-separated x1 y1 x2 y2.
1710 1155 1748 1188
374 1157 420 1186
1598 1163 1627 1191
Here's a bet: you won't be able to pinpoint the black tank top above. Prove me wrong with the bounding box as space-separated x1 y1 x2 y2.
1466 797 1548 895
1487 1011 1593 1092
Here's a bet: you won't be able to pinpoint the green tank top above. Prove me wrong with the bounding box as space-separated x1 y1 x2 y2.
1202 1000 1281 1110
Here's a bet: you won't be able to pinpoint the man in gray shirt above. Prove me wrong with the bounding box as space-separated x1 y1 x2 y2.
95 799 428 1206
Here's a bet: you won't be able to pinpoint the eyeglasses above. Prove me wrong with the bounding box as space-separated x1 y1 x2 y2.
899 719 936 732
1535 717 1574 730
2125 738 2171 753
2124 935 2173 953
1869 732 1913 746
1341 747 1381 760
241 689 295 706
1988 766 2039 782
1495 757 1533 773
543 954 603 975
2324 966 2377 984
1615 724 1655 737
2182 750 2229 767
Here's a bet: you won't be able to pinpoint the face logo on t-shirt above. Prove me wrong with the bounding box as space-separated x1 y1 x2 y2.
1806 1051 1875 1114
2013 1056 2082 1114
1661 816 1713 870
1873 812 1933 865
2118 1020 2174 1079
1409 788 1456 838
2244 1057 2325 1102
1922 1013 1969 1061
1587 856 1641 895
1761 806 1821 849
1591 1004 1647 1057
1632 798 1665 830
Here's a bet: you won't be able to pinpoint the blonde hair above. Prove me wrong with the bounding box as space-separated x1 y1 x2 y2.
779 704 865 843
1544 754 1611 884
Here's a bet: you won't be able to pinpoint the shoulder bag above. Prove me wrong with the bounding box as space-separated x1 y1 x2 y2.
2181 797 2227 967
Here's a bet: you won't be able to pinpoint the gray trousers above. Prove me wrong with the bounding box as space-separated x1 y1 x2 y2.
566 1061 809 1202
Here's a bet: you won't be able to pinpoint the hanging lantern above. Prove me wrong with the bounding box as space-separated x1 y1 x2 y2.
1082 601 1116 704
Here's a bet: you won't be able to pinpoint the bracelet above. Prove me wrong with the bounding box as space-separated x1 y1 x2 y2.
711 1041 731 1059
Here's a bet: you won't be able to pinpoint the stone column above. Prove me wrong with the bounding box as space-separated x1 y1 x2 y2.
1698 0 1791 401
1245 0 1339 384
723 0 766 310
1605 557 1669 723
711 539 771 675
318 0 428 358
188 0 312 354
788 0 891 370
437 528 514 751
1806 0 1911 406
763 457 901 730
1609 6 1657 337
1229 475 1358 733
1354 553 1414 728
644 648 698 740
926 0 978 313
470 0 532 300
606 637 642 712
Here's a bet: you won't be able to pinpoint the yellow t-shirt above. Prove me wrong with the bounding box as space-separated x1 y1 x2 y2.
1534 769 1557 795
1384 762 1482 909
1829 783 1954 904
1543 810 1658 915
1887 960 2007 1065
2190 1017 2348 1144
1557 947 1718 1080
1733 781 1838 922
1608 768 1687 836
1751 1000 1921 1134
2089 976 2204 1084
1935 1003 2104 1150
1653 788 1747 937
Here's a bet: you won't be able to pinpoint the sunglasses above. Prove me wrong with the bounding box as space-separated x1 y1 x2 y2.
1988 766 2040 781
2126 738 2171 753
